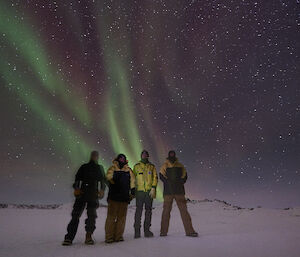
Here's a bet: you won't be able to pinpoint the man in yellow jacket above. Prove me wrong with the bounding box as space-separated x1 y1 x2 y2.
105 154 135 243
133 150 158 238
160 150 198 237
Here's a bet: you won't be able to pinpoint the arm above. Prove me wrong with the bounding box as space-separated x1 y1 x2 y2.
152 165 158 188
149 165 158 199
129 168 135 190
180 164 187 183
132 164 138 184
73 165 84 197
132 164 138 177
159 163 168 182
106 166 115 184
159 172 167 183
98 165 107 191
73 165 84 189
132 164 138 189
129 168 136 197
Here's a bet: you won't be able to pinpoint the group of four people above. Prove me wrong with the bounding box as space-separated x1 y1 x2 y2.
62 150 198 246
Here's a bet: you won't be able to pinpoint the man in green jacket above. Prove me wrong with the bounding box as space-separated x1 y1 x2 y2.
133 150 158 238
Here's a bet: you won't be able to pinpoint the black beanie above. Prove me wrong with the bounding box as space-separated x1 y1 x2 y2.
116 153 127 162
141 150 149 159
116 153 127 168
168 150 176 158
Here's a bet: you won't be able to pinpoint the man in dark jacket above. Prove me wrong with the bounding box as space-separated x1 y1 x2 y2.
105 154 135 243
62 151 106 246
159 150 198 237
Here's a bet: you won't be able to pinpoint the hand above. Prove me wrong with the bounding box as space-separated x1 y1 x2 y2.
130 188 135 197
129 188 135 201
98 190 105 199
149 188 156 199
74 189 82 197
129 194 135 201
162 173 168 179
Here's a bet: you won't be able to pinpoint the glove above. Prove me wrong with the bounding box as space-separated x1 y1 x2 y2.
98 190 105 199
74 189 82 197
129 194 135 201
149 188 156 199
129 188 135 201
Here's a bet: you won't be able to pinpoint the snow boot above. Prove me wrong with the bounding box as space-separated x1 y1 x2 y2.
186 232 198 237
134 228 141 238
62 238 72 246
115 236 124 242
144 230 154 238
105 238 114 244
85 232 95 245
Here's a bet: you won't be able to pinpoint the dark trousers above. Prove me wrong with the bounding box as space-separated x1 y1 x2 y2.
105 200 128 241
161 194 195 235
65 197 99 241
134 191 153 231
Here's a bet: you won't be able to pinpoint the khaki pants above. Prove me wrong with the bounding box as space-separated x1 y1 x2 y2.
105 200 128 241
161 194 195 235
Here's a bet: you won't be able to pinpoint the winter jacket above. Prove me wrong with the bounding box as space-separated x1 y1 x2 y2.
73 161 106 200
133 161 158 192
159 158 187 195
106 160 135 202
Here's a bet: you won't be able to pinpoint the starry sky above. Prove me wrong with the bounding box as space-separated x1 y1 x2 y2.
0 0 299 207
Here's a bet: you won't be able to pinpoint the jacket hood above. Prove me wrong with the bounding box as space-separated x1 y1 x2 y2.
164 158 181 167
138 159 153 165
166 157 178 163
112 160 130 171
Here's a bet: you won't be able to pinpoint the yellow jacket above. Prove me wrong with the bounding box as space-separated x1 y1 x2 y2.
106 160 135 189
160 158 187 179
133 161 158 192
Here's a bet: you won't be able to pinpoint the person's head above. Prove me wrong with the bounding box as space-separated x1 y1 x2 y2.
116 153 127 168
167 150 176 163
90 151 99 163
141 150 149 161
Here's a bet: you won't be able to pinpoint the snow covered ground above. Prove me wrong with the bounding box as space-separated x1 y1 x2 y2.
0 200 300 257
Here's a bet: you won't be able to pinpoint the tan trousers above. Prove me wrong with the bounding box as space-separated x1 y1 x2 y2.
161 194 195 235
105 200 128 241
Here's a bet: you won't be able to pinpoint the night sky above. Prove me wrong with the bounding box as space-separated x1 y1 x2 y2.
0 0 299 207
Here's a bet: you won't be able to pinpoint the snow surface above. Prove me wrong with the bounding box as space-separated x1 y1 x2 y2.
0 200 299 257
